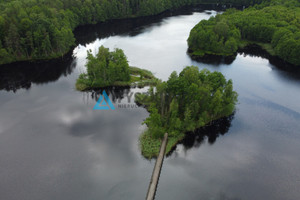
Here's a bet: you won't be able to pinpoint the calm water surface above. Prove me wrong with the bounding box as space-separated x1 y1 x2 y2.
0 8 300 200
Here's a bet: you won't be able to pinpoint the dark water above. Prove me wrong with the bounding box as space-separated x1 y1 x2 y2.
1 8 300 200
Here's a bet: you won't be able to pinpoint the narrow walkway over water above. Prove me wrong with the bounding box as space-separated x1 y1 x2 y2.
146 133 168 200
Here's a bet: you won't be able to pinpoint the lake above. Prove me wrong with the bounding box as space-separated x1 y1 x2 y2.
0 6 300 200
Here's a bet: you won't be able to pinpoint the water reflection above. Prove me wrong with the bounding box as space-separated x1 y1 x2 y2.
74 15 166 45
188 50 236 65
189 44 300 77
239 44 300 75
90 87 132 104
73 5 222 46
0 52 75 92
168 114 235 156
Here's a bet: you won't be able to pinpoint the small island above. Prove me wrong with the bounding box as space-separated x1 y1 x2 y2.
76 46 157 91
136 66 238 159
187 0 300 66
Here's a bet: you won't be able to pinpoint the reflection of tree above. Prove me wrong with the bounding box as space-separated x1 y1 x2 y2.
91 86 131 103
167 113 235 156
190 43 300 79
73 7 201 46
190 42 300 75
239 44 300 72
188 51 236 65
74 14 165 46
73 5 226 46
0 52 75 92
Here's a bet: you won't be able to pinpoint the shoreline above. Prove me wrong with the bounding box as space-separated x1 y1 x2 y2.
188 42 300 69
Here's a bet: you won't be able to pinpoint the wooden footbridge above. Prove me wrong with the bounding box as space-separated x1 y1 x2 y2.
146 133 168 200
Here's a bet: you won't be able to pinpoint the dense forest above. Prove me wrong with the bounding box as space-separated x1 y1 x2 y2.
136 66 238 158
0 0 262 65
188 0 300 66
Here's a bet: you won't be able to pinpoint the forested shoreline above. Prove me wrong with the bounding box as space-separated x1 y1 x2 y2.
0 0 262 66
188 0 300 66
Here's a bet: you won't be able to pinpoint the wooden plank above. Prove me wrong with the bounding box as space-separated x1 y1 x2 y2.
146 133 168 200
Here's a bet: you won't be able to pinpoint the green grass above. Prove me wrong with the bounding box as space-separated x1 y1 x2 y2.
129 66 156 79
255 42 276 56
139 129 184 159
189 49 235 57
75 78 131 91
75 82 90 91
239 40 276 56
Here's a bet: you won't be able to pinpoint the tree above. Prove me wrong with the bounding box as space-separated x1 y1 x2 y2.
78 46 131 88
144 104 164 139
214 20 230 39
224 37 238 53
0 46 12 65
5 23 20 55
0 15 5 43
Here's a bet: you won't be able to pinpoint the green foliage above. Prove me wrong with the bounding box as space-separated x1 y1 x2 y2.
130 66 155 79
139 129 184 159
76 46 130 90
188 0 300 66
0 0 261 65
188 15 241 56
138 66 238 158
